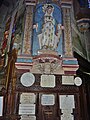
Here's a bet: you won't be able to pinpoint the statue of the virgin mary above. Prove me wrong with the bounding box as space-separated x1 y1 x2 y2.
34 4 64 51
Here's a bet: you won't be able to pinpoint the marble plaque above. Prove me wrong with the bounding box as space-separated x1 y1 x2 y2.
74 77 82 86
61 114 74 120
60 95 75 120
59 95 75 109
41 75 55 87
19 104 35 115
61 109 73 114
41 94 55 105
21 115 36 120
20 93 36 104
20 72 35 87
0 96 3 116
61 109 74 120
62 76 74 85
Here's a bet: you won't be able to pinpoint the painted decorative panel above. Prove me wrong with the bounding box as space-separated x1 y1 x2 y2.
11 6 25 55
62 7 73 57
22 6 34 55
0 17 11 55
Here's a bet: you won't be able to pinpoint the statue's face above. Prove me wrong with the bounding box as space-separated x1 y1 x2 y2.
47 7 53 14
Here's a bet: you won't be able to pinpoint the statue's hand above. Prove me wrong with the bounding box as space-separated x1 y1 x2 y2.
57 24 64 30
57 24 61 30
33 23 38 32
61 25 64 30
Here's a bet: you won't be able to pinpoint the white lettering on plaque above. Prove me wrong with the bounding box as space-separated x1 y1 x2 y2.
59 95 75 109
0 96 3 116
20 72 35 87
61 109 74 120
19 104 35 115
59 95 75 120
74 77 82 86
41 94 55 105
21 115 36 120
20 93 36 104
62 76 74 85
41 75 55 87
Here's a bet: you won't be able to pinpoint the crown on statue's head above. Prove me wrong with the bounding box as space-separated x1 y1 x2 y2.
42 4 54 13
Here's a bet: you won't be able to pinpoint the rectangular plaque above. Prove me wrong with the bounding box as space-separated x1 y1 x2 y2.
62 76 74 85
21 115 36 120
41 75 55 87
61 109 74 120
20 93 36 104
59 95 75 109
19 104 35 115
41 94 55 105
0 96 3 116
61 114 74 120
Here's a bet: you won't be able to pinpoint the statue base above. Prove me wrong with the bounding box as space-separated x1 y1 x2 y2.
31 49 64 74
37 49 58 56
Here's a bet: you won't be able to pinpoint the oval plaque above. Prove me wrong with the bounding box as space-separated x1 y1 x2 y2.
74 77 82 86
20 72 35 87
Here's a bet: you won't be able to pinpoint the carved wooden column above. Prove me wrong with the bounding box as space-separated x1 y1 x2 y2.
5 50 17 118
61 0 73 57
22 0 36 55
79 78 89 120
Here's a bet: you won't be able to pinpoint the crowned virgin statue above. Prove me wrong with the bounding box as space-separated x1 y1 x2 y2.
34 4 64 51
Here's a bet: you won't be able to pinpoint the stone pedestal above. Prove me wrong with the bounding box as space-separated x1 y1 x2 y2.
31 50 64 74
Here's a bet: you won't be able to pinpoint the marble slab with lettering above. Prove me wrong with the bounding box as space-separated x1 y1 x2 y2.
20 93 36 104
59 95 75 109
41 75 55 87
41 94 55 105
62 76 74 85
0 96 3 116
61 114 74 120
20 73 35 87
19 104 35 115
21 115 36 120
61 109 74 120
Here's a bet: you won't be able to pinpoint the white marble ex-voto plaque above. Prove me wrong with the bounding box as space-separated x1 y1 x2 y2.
59 95 75 109
59 95 75 120
19 104 35 115
21 115 36 120
61 109 74 120
41 94 55 105
74 77 82 86
20 72 35 87
20 93 36 104
62 76 74 85
0 96 3 116
41 75 55 87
